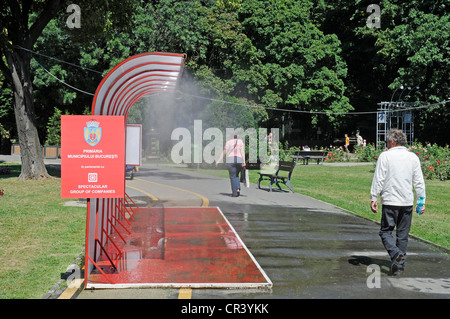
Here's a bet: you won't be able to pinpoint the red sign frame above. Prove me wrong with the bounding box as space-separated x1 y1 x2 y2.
61 115 125 198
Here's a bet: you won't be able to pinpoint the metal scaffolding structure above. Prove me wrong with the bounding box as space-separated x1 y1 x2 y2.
376 101 417 147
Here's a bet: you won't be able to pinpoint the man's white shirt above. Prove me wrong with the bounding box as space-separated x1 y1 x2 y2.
370 146 426 206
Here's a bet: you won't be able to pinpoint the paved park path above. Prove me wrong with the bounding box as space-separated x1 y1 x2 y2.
77 163 450 299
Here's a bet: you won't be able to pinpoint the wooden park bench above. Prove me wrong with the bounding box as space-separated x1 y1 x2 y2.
257 161 296 193
290 150 328 165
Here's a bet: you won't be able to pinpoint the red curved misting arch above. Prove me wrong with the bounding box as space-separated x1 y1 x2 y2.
91 52 186 116
85 52 186 285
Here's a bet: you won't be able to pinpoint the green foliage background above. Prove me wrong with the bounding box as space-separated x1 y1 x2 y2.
0 0 448 148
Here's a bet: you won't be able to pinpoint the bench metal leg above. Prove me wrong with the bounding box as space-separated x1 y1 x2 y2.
286 180 295 193
274 180 282 191
258 175 273 192
269 177 274 192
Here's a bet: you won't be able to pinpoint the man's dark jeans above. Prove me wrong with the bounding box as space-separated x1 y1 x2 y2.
379 205 413 269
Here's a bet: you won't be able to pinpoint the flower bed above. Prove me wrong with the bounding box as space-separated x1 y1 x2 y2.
278 142 449 181
409 143 450 181
324 146 348 162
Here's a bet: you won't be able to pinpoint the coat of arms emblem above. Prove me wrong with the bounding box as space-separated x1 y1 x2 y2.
84 119 102 146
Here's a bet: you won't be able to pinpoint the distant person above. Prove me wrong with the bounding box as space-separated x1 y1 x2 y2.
302 145 311 164
370 129 426 275
267 132 273 146
216 135 246 197
344 134 350 152
356 133 363 147
267 132 276 154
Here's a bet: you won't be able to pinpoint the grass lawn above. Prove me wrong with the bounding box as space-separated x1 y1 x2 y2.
0 162 448 299
267 164 450 249
0 164 85 299
189 163 450 250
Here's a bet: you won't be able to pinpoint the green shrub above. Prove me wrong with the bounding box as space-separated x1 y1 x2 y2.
410 142 450 181
354 143 383 162
278 141 449 181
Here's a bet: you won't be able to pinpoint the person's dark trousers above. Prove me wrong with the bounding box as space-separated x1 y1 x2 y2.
379 205 413 269
226 157 242 197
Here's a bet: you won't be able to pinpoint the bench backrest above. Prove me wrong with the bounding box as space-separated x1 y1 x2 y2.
276 161 296 176
259 160 295 175
293 150 327 156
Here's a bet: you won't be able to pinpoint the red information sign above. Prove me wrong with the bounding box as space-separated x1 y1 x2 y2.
61 115 125 198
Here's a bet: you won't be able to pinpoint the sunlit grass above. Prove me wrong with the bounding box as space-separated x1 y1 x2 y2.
256 164 449 249
1 161 448 298
0 164 85 299
191 164 449 249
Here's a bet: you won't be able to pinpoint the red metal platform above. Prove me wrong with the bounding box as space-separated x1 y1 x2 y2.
86 206 272 289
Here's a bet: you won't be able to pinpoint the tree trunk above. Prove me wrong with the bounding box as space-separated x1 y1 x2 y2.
5 47 49 180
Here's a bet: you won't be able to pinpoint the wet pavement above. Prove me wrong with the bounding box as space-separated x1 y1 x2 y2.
75 164 450 299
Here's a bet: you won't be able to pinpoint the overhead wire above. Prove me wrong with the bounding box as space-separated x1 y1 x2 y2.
33 58 95 96
14 45 103 74
15 45 450 113
14 45 99 96
177 91 450 115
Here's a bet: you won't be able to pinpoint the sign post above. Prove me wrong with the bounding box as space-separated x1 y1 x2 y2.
61 115 125 198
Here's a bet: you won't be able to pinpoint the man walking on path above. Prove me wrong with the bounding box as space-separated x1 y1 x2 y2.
370 129 426 275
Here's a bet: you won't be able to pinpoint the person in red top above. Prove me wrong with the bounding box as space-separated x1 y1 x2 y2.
216 135 246 197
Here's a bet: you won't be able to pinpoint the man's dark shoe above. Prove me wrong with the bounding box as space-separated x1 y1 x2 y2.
390 253 404 275
393 268 404 276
